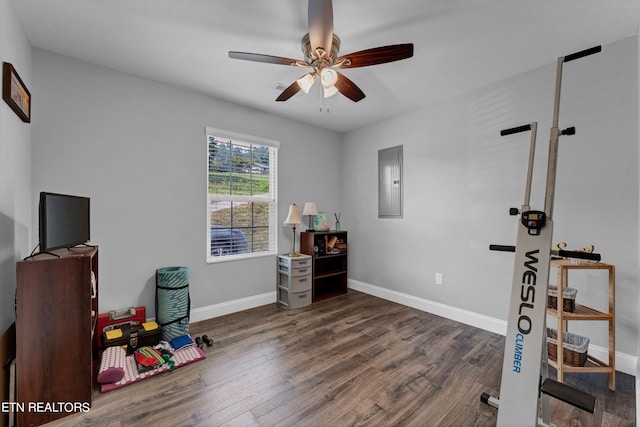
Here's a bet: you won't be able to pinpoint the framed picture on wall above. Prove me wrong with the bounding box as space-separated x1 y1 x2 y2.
2 62 31 123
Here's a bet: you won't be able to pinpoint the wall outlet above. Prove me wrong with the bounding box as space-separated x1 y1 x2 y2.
435 272 444 285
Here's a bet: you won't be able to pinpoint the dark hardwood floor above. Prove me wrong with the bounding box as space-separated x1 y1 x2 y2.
46 290 635 426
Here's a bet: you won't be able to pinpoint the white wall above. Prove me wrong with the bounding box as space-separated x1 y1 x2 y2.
341 37 639 359
31 49 342 316
0 0 32 334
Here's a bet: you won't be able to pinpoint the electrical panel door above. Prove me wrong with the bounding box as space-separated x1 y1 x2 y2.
378 145 403 218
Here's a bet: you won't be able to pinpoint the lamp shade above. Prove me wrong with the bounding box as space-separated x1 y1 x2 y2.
296 73 316 94
302 202 318 216
320 69 338 98
321 68 337 87
283 204 302 226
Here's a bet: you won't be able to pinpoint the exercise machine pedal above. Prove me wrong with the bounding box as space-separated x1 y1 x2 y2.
540 378 595 414
480 392 499 409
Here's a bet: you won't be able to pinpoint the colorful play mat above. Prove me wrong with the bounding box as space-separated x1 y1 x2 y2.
98 343 205 392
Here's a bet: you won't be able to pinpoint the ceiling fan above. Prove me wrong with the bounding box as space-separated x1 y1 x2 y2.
228 0 414 102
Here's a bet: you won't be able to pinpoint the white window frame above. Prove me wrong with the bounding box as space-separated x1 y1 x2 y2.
206 127 279 263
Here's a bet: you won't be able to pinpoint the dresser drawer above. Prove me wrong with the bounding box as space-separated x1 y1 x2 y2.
278 288 311 309
279 273 311 293
278 255 311 270
278 255 311 276
279 265 311 278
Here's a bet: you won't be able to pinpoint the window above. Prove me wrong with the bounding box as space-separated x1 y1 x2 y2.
206 127 278 262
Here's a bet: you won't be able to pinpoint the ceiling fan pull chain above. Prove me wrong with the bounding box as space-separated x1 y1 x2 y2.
319 89 330 114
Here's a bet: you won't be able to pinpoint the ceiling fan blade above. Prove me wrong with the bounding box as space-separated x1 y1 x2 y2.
276 80 303 102
336 43 414 68
308 0 333 59
229 51 303 66
334 71 365 102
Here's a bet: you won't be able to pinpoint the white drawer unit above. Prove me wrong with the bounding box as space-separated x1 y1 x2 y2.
277 254 312 309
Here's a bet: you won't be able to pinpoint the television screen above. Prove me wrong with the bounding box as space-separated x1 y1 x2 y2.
39 192 90 251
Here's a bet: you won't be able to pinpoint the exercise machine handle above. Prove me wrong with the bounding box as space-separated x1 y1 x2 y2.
500 124 532 136
490 245 602 262
553 249 601 262
563 45 601 63
489 244 516 252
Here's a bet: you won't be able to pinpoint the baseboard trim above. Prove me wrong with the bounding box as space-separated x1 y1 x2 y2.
190 291 276 323
348 279 508 335
348 279 637 377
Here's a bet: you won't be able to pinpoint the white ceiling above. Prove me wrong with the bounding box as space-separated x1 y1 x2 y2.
11 0 640 133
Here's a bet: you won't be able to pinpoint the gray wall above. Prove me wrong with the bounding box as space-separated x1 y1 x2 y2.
0 0 32 335
8 6 639 375
31 49 342 316
341 37 639 358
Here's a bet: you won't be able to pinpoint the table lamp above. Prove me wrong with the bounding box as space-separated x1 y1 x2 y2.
302 202 318 231
283 203 302 256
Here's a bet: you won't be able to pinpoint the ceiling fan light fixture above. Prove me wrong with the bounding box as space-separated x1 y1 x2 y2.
297 73 316 94
323 85 339 98
320 68 338 88
320 68 338 98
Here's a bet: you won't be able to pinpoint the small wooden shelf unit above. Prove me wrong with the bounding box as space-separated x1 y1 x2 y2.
547 259 615 390
300 231 348 301
15 246 99 426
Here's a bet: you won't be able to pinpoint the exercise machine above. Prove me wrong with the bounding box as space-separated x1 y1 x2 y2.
481 45 602 427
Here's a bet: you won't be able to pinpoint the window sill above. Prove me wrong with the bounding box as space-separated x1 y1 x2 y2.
206 251 276 264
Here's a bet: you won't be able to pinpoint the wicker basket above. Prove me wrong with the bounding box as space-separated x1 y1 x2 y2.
546 328 589 367
547 286 577 312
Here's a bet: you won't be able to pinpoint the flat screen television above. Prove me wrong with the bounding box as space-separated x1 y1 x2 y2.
39 192 90 251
